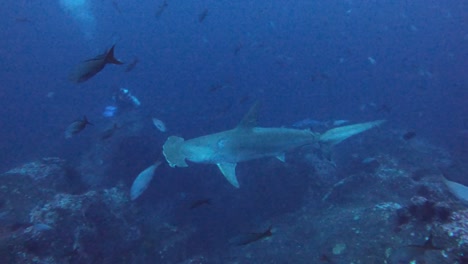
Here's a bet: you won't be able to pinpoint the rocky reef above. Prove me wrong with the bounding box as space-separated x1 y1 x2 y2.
0 158 188 263
1 132 468 263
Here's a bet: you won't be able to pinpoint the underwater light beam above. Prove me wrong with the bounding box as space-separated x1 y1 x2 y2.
59 0 96 40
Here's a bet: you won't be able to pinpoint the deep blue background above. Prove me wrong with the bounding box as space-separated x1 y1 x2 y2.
1 1 466 170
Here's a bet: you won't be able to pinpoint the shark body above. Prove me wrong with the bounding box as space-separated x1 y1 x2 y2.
163 105 384 188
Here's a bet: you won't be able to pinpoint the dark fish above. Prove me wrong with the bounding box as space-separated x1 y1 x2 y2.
319 254 334 263
33 223 53 232
239 95 250 105
65 116 93 139
198 9 208 23
310 72 330 82
15 17 31 23
376 104 392 113
10 222 30 232
189 198 211 209
459 255 468 264
403 131 416 141
125 57 139 73
155 0 168 18
389 235 443 264
231 226 273 246
209 102 233 121
208 84 224 92
234 43 243 55
69 45 124 83
100 123 120 140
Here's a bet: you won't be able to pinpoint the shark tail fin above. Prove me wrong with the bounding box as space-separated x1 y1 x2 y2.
319 120 386 146
105 45 124 65
163 136 188 167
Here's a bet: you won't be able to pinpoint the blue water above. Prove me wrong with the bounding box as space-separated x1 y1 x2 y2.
0 0 466 260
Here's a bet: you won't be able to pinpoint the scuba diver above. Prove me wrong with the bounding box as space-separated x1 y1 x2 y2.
103 87 141 117
114 87 141 109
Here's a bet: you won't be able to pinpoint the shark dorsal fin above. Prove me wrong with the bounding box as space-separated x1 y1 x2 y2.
236 102 259 129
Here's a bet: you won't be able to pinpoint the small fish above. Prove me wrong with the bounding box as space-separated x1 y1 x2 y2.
9 222 30 232
376 104 392 113
231 226 273 246
124 57 139 73
155 0 168 18
319 254 334 263
100 123 120 140
130 161 162 200
189 198 211 209
362 157 377 164
15 17 31 23
234 43 243 55
65 116 93 139
46 92 55 99
152 117 167 132
209 102 233 121
32 223 53 232
69 45 124 83
239 94 250 104
198 9 208 23
402 131 416 141
310 72 330 82
208 84 224 92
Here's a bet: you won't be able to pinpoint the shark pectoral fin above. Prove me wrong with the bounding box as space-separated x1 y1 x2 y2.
217 163 239 188
319 120 386 145
276 153 286 162
163 136 188 167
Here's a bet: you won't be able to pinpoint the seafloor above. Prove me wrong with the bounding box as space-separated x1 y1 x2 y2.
0 129 467 264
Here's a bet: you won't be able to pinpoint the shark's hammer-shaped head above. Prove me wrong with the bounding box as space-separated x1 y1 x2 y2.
163 136 188 167
163 135 225 167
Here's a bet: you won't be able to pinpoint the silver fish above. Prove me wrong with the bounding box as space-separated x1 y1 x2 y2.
130 161 162 200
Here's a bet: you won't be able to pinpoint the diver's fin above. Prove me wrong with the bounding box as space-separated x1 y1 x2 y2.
217 162 239 188
276 153 286 162
236 102 259 129
163 136 188 167
105 45 124 65
319 120 385 145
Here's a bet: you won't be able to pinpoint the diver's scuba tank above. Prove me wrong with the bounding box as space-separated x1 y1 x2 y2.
118 88 141 107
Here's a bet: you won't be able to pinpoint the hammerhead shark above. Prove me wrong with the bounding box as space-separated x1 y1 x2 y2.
163 104 385 188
